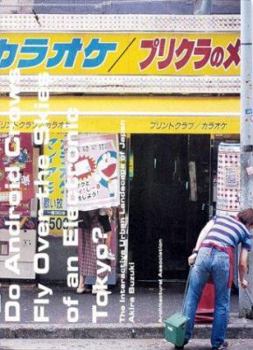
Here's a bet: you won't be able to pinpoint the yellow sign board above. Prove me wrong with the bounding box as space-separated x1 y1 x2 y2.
0 95 240 135
0 32 240 76
0 115 239 135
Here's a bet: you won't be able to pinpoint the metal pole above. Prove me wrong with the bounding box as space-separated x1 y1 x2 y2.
240 0 253 317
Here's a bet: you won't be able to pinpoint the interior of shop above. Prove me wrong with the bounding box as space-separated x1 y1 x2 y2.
128 134 240 282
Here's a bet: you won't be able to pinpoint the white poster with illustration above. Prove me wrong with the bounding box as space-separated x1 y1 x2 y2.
216 142 240 216
65 134 120 211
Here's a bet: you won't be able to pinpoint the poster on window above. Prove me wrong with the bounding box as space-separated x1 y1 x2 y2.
216 142 240 216
65 134 120 211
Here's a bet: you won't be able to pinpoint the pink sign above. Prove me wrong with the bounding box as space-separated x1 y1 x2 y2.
0 133 34 215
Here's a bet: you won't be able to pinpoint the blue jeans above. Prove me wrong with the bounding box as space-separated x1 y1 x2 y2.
183 247 231 348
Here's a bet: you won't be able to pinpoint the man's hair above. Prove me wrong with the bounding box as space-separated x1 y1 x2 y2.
238 208 253 226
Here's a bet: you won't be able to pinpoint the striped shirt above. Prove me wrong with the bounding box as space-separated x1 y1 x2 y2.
202 215 252 251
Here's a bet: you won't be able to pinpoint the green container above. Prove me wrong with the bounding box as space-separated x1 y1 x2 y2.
164 312 189 347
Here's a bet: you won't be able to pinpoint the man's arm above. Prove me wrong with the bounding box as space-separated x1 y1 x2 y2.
239 247 249 289
188 218 215 265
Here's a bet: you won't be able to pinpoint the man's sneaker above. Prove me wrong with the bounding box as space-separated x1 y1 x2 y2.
174 340 188 349
212 341 229 350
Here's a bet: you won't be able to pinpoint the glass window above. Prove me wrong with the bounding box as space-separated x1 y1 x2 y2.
0 0 240 15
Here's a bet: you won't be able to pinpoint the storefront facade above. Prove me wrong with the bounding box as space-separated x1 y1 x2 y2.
0 14 241 282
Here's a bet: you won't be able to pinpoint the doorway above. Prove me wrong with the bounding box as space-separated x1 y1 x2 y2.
129 134 211 281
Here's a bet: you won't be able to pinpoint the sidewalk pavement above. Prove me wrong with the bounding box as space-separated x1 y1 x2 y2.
0 284 239 324
0 339 253 350
0 284 253 339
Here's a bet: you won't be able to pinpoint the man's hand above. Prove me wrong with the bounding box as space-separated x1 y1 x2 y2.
188 252 198 266
240 278 248 289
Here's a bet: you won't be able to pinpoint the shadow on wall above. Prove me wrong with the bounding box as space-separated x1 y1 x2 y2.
0 0 240 15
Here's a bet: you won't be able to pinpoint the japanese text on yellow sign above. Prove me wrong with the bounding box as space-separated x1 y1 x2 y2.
0 32 240 76
0 116 239 134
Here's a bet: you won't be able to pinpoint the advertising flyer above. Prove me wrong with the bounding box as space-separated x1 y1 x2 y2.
0 3 251 350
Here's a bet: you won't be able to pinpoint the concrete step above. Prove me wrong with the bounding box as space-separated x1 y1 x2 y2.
0 315 253 339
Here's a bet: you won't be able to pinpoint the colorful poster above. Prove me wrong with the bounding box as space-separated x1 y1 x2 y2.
44 134 66 213
0 10 249 349
0 133 34 215
65 134 120 211
43 134 67 235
